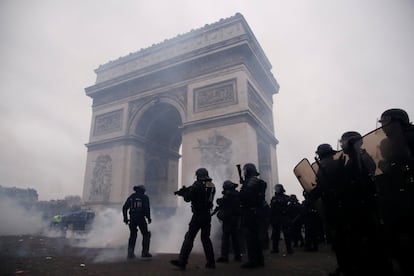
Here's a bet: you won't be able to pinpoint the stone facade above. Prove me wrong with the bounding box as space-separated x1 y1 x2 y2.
83 13 279 208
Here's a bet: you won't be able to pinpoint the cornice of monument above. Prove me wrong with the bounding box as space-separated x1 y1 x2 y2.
91 13 277 91
85 135 182 158
181 111 278 146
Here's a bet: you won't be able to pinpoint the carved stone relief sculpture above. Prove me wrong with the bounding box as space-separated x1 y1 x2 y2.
89 154 112 202
196 132 233 180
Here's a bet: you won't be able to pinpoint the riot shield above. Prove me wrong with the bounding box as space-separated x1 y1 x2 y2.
358 121 413 176
358 122 414 241
293 158 317 193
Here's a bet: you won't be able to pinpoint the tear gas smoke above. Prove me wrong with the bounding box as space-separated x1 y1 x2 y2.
70 203 223 262
0 196 47 235
0 167 228 262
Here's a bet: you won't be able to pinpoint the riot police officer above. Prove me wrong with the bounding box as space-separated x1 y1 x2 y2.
314 142 361 276
379 108 414 155
377 108 414 275
215 180 242 263
239 163 267 268
302 191 321 252
289 194 304 248
170 168 216 270
340 131 391 275
270 184 293 254
122 185 152 259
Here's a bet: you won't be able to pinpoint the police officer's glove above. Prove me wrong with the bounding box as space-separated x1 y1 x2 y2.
123 218 129 225
147 218 152 224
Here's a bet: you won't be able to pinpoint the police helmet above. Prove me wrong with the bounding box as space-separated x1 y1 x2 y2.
133 185 146 193
223 180 238 190
316 143 336 159
243 163 260 177
380 108 409 125
274 184 285 194
195 168 212 181
340 131 362 153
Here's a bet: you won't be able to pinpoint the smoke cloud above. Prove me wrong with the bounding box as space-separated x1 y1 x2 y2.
0 196 47 235
71 204 222 262
0 189 224 263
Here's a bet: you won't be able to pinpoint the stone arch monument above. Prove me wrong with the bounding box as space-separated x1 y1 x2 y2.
82 13 280 209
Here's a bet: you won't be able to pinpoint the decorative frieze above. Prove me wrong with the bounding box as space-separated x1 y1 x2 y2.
95 22 245 83
194 79 237 113
93 109 123 136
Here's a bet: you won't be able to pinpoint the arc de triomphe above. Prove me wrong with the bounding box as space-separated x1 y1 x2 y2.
82 13 280 210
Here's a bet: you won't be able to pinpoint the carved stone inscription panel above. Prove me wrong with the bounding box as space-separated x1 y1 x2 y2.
194 79 237 113
93 109 123 136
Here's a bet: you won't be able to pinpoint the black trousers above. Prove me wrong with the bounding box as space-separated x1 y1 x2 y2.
128 216 150 256
220 216 241 258
242 210 264 264
271 218 292 252
179 212 215 265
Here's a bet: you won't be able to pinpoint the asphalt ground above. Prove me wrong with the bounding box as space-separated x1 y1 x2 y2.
0 235 338 276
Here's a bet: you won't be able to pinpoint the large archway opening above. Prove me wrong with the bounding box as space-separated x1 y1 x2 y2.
135 102 182 211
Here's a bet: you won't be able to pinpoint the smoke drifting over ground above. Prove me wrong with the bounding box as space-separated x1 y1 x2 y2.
72 204 222 262
0 193 224 263
0 197 46 236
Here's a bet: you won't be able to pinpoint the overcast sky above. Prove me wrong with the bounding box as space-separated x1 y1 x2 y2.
1 0 413 201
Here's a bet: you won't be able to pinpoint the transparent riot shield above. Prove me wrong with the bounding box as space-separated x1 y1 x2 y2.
358 121 413 176
358 121 414 236
293 158 317 193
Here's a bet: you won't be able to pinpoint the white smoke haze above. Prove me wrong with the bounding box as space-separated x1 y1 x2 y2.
67 204 222 262
0 196 47 236
0 170 225 263
70 208 128 248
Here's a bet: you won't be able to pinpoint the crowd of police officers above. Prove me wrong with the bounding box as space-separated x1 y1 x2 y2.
121 108 413 275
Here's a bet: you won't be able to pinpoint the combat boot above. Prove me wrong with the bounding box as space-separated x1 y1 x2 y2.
127 248 135 259
170 259 186 270
142 231 151 258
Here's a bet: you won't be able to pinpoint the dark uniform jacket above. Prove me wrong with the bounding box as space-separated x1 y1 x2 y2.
240 176 267 210
216 190 241 220
122 192 151 221
184 179 215 214
270 193 291 222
